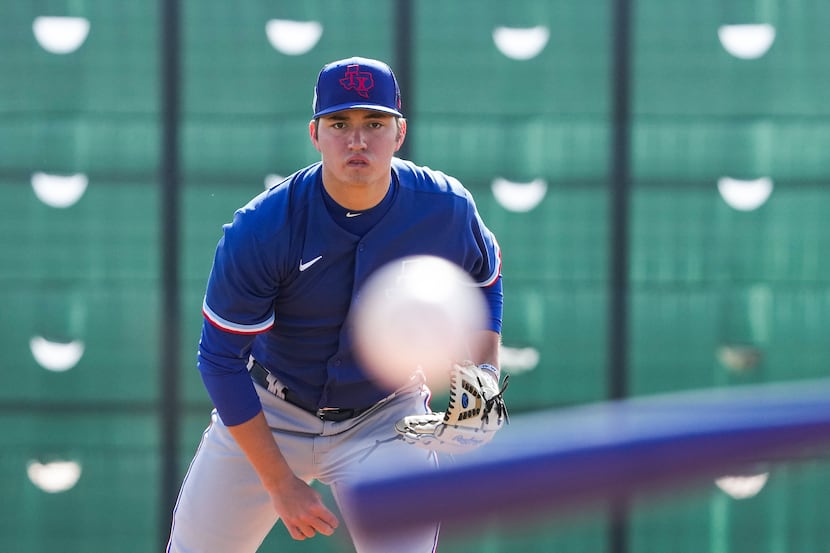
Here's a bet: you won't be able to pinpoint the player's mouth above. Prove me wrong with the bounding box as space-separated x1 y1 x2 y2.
346 155 369 168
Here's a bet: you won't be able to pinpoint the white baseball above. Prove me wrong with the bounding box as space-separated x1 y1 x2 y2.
352 255 488 391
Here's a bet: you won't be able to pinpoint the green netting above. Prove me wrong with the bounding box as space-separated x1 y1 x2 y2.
630 459 830 553
479 186 608 281
181 116 320 182
630 185 830 283
0 180 158 281
0 414 158 553
0 282 159 402
502 283 608 407
629 287 722 396
181 0 395 183
0 179 158 402
628 183 830 397
634 0 830 117
412 0 609 117
410 0 610 182
0 3 159 177
411 514 610 553
411 117 610 184
182 0 394 117
632 121 830 181
1 0 829 551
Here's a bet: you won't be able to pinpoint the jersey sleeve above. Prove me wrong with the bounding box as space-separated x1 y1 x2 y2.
463 189 504 333
481 274 504 334
197 206 281 425
202 208 279 334
198 323 263 426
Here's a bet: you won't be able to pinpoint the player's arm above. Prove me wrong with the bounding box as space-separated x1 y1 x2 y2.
465 192 503 380
470 266 503 383
470 328 502 383
199 323 339 540
198 211 338 539
225 412 339 540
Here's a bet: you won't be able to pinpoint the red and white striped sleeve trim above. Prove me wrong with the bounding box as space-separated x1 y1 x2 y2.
477 238 502 288
202 298 275 335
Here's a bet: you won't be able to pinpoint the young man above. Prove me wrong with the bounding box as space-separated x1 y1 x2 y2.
168 57 504 553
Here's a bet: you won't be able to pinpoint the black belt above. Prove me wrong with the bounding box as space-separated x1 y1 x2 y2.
249 361 374 422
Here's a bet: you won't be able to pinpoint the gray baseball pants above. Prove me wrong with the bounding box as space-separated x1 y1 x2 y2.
167 379 440 553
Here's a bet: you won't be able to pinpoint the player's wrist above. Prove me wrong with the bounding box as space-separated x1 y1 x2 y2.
477 362 500 382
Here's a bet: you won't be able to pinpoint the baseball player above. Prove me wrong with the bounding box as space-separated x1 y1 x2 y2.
167 57 505 553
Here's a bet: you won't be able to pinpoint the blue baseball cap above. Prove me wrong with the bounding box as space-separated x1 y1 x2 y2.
312 57 403 118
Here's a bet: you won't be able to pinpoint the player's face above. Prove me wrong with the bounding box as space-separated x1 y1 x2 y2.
311 109 406 190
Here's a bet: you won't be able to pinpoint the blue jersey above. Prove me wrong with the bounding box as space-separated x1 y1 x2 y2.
198 158 502 425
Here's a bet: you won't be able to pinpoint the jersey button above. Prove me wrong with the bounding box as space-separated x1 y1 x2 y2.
358 244 365 252
334 359 342 367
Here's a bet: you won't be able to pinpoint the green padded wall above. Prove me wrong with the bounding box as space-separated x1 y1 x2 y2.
411 0 609 184
1 0 829 552
1 2 161 552
0 414 158 552
627 3 830 551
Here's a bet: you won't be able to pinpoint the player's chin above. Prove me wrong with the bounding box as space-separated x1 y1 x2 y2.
342 167 378 184
343 161 372 175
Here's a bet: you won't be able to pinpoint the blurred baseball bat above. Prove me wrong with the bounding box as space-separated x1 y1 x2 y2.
343 377 830 536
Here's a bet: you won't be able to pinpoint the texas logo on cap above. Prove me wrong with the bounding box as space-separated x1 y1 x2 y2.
312 56 403 118
340 64 373 99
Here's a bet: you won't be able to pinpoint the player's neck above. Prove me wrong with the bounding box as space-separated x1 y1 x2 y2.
321 173 391 211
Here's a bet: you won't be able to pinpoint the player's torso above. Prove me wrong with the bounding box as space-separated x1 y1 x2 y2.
278 186 463 324
252 161 484 402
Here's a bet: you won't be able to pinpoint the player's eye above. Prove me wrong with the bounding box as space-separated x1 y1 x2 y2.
331 122 347 129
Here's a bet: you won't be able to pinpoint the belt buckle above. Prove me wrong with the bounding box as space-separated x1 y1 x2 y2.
316 407 354 422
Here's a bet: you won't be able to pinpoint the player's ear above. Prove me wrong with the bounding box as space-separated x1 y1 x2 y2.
395 118 407 152
309 119 321 151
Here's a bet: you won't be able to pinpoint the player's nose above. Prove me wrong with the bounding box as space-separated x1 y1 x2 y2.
347 128 367 149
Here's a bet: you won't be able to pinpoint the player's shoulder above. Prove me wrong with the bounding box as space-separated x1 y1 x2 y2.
245 162 320 212
231 163 321 237
392 158 470 199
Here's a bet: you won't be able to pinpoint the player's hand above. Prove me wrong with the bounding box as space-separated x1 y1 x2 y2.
268 475 340 540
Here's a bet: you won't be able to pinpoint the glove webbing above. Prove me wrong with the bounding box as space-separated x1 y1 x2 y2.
480 374 510 425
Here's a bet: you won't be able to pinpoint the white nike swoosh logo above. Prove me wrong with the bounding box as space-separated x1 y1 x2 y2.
299 255 323 272
345 212 363 218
